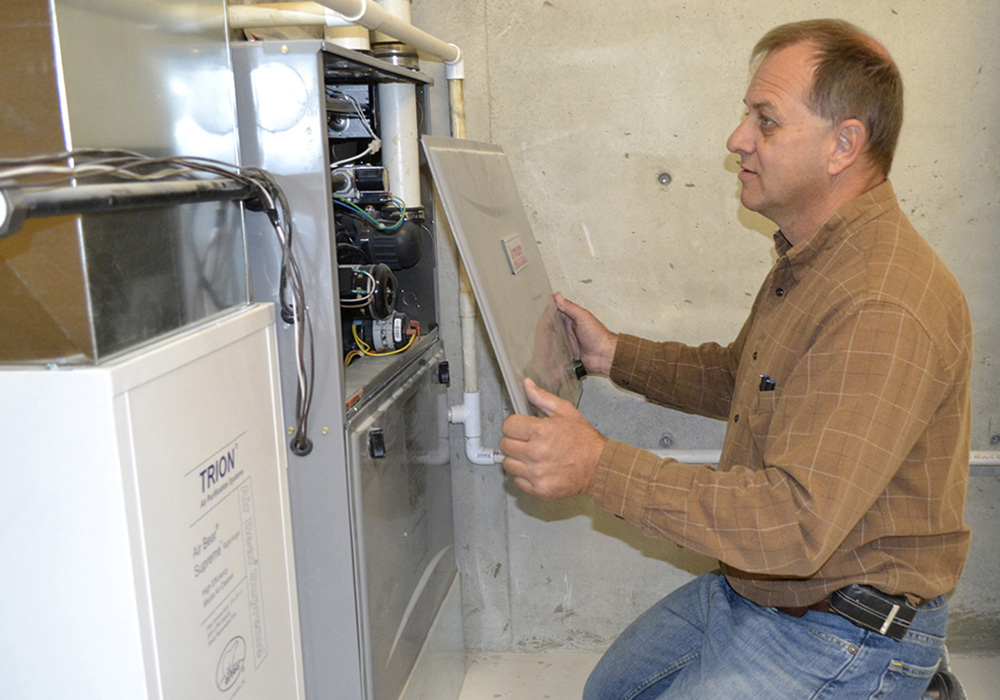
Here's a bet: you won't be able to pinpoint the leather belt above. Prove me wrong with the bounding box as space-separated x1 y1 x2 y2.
776 584 932 642
776 599 833 618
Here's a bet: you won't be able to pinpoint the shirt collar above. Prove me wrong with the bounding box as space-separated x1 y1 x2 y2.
773 180 899 277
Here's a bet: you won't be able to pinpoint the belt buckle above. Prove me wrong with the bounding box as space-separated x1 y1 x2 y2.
829 585 919 642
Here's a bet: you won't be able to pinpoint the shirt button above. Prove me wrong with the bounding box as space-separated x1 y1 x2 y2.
733 414 740 423
775 288 785 297
752 351 758 360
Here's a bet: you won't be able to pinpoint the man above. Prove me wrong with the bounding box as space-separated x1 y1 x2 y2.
500 19 971 700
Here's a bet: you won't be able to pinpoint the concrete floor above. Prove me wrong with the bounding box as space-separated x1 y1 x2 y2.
458 652 999 700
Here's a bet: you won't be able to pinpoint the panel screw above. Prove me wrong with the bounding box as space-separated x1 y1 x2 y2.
659 434 675 449
657 172 672 188
991 434 1000 445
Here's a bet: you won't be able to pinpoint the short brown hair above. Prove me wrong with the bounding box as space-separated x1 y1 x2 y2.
753 19 903 177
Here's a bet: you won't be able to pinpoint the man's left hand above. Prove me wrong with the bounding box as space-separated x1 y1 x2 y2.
500 378 607 500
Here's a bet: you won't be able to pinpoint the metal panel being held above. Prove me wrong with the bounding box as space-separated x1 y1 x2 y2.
422 136 583 416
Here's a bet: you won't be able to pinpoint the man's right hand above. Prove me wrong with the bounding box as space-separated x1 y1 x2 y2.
555 292 618 376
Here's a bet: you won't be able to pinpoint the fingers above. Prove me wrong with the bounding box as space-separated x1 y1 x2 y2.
498 431 524 457
499 444 536 495
554 291 584 321
523 377 565 417
510 475 536 497
501 455 553 501
501 412 537 442
501 369 606 501
562 313 581 358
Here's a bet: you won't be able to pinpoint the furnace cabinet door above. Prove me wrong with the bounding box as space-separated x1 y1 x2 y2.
345 344 455 700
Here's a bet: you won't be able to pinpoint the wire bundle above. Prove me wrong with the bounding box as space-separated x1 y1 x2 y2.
340 267 377 309
0 149 315 456
345 320 419 369
333 194 407 232
328 90 381 169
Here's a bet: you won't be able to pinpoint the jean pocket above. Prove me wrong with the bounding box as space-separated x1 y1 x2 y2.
868 658 939 700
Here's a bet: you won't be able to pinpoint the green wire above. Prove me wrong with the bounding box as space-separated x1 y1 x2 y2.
333 195 407 232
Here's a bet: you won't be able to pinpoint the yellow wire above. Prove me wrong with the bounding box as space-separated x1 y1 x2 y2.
352 323 372 353
351 322 416 357
344 350 363 368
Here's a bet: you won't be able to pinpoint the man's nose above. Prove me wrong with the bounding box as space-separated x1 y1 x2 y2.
727 117 752 155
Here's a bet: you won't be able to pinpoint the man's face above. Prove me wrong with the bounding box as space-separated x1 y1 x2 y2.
726 42 838 234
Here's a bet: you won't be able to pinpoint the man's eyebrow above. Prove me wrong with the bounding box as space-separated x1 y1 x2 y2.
744 98 776 113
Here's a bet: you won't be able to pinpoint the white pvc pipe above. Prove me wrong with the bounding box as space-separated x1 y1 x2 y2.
369 0 421 208
445 97 500 463
311 0 462 71
441 33 496 464
449 267 502 465
448 78 466 140
369 0 410 41
650 450 722 465
458 268 477 394
449 391 503 465
378 82 421 208
228 2 351 29
970 451 1000 467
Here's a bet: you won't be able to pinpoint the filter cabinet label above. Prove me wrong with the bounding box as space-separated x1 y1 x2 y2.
186 436 269 696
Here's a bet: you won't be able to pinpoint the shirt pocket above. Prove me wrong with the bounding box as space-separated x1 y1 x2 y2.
746 388 780 466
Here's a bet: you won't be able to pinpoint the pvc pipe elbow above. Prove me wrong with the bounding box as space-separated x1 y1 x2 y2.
328 0 366 23
444 44 464 80
464 436 504 466
323 7 353 26
450 392 503 465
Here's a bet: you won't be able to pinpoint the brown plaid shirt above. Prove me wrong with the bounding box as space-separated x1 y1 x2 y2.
592 181 972 607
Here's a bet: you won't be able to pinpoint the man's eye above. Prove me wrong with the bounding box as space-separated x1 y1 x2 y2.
760 116 775 127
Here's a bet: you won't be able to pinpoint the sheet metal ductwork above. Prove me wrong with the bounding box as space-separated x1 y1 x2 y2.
0 0 247 364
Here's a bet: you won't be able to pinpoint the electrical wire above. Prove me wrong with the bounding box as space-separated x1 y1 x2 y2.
340 267 376 308
333 194 407 232
382 196 407 232
344 349 363 368
328 91 381 168
0 149 316 456
350 321 419 358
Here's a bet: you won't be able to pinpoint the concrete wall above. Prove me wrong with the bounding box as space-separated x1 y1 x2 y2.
413 0 1000 654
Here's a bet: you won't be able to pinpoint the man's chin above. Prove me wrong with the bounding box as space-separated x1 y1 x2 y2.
739 190 760 212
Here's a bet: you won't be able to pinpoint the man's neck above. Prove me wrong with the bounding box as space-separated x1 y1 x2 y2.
781 172 885 246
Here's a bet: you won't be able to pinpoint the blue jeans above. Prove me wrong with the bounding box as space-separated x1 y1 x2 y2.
584 573 947 700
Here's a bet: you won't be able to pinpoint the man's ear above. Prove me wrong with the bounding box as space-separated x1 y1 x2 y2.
829 119 867 176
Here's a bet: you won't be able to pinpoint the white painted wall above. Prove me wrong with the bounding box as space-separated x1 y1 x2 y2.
414 0 1000 653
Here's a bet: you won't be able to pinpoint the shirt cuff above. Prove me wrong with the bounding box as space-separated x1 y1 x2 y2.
609 333 650 393
591 439 672 526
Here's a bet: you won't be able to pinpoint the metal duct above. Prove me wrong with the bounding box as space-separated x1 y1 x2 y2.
0 0 247 364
